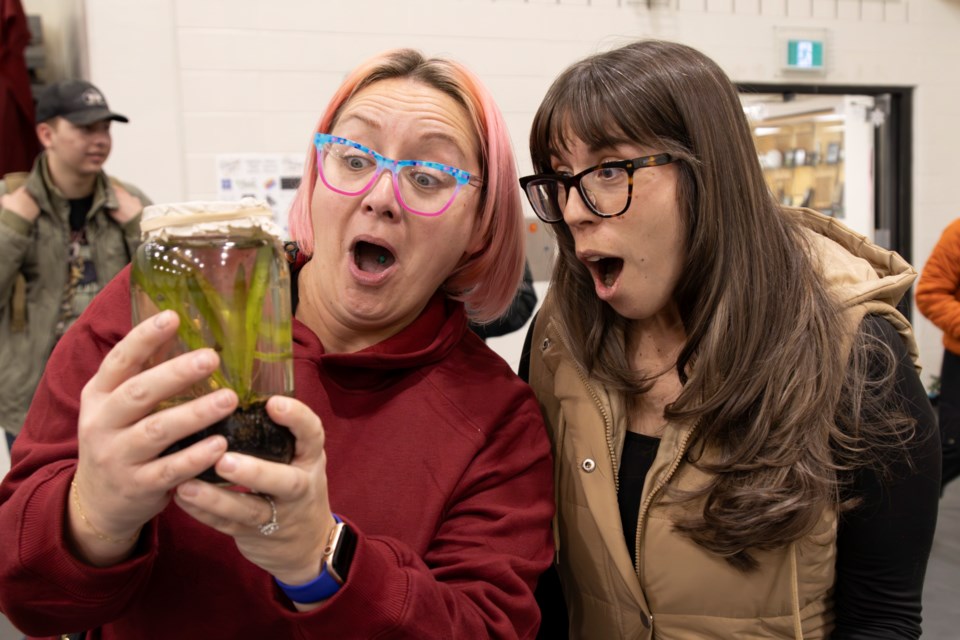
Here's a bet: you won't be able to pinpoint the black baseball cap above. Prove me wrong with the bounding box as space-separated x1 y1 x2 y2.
35 80 129 126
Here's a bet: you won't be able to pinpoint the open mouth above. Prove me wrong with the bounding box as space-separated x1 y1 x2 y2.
353 240 396 274
589 256 624 288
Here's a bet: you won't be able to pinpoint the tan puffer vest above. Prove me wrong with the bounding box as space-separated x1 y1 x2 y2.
528 208 918 639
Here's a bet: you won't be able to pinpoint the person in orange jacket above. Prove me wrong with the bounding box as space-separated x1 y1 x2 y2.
916 218 960 490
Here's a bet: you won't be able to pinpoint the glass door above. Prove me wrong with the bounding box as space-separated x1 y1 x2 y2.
738 85 912 263
741 93 874 240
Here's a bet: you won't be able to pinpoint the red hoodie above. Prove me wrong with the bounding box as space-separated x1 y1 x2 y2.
0 266 554 639
0 0 41 174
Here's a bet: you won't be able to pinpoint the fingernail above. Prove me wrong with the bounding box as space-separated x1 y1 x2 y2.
273 396 289 413
219 453 237 472
194 350 215 370
214 390 235 408
153 311 172 329
179 482 199 497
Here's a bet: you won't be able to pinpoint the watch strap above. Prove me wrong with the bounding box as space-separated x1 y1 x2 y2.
275 515 346 604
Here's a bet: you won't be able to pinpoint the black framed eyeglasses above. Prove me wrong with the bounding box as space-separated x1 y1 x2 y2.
519 153 674 224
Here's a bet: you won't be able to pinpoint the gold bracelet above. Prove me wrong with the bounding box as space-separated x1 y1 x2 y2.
70 477 141 545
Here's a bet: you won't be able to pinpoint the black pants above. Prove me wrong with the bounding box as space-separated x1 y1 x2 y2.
939 349 960 490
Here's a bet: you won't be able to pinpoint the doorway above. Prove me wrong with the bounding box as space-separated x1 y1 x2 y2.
738 84 913 264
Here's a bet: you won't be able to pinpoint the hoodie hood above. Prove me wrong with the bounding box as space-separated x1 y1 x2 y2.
788 206 919 370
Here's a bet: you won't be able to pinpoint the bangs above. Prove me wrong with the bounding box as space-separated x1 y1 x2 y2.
530 63 661 172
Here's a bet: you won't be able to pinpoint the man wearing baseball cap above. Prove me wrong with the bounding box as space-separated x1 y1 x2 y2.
0 79 152 452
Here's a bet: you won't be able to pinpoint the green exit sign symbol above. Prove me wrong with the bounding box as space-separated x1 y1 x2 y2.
787 39 824 70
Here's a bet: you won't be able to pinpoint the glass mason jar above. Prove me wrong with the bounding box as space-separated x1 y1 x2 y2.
131 199 295 483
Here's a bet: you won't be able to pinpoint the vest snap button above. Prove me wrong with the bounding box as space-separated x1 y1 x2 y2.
580 458 596 472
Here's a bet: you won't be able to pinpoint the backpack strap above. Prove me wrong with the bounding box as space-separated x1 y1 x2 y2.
10 276 26 333
3 172 29 191
2 172 30 333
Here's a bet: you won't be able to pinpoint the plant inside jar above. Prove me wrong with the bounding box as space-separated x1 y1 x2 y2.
131 232 295 483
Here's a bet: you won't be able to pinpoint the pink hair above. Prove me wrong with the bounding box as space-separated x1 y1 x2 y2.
287 49 524 323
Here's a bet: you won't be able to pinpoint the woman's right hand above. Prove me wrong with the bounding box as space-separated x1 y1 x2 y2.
68 310 236 566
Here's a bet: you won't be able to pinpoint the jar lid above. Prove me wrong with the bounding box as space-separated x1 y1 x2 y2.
140 197 281 239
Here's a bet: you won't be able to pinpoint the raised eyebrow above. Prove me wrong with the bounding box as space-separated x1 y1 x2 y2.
337 112 380 132
410 131 473 165
418 130 464 148
335 113 469 158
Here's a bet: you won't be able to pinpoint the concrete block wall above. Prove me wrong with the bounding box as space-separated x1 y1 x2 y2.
67 0 960 378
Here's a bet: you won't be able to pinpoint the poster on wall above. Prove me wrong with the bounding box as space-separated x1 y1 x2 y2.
216 153 304 237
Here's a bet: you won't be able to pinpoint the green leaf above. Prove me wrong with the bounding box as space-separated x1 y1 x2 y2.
132 234 291 407
240 245 272 404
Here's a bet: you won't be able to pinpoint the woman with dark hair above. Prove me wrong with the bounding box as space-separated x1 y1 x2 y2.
520 40 939 638
0 49 553 639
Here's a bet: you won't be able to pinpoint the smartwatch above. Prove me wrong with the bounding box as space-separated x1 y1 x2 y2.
276 515 357 604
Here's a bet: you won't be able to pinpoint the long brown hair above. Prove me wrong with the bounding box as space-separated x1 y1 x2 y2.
530 40 912 569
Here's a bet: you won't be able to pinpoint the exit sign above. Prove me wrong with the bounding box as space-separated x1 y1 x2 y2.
786 39 824 70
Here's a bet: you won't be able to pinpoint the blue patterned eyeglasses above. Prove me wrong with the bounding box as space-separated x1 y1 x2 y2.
314 133 483 217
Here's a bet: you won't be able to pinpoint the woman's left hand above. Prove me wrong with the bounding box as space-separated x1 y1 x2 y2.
173 395 338 587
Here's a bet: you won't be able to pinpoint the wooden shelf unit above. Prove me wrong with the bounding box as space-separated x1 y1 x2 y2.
753 118 844 214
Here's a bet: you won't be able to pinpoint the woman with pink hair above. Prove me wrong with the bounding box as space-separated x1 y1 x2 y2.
0 49 553 639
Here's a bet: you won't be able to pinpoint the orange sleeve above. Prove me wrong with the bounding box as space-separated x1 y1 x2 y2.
916 217 960 339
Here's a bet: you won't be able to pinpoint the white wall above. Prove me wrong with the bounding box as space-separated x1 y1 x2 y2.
79 0 960 382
